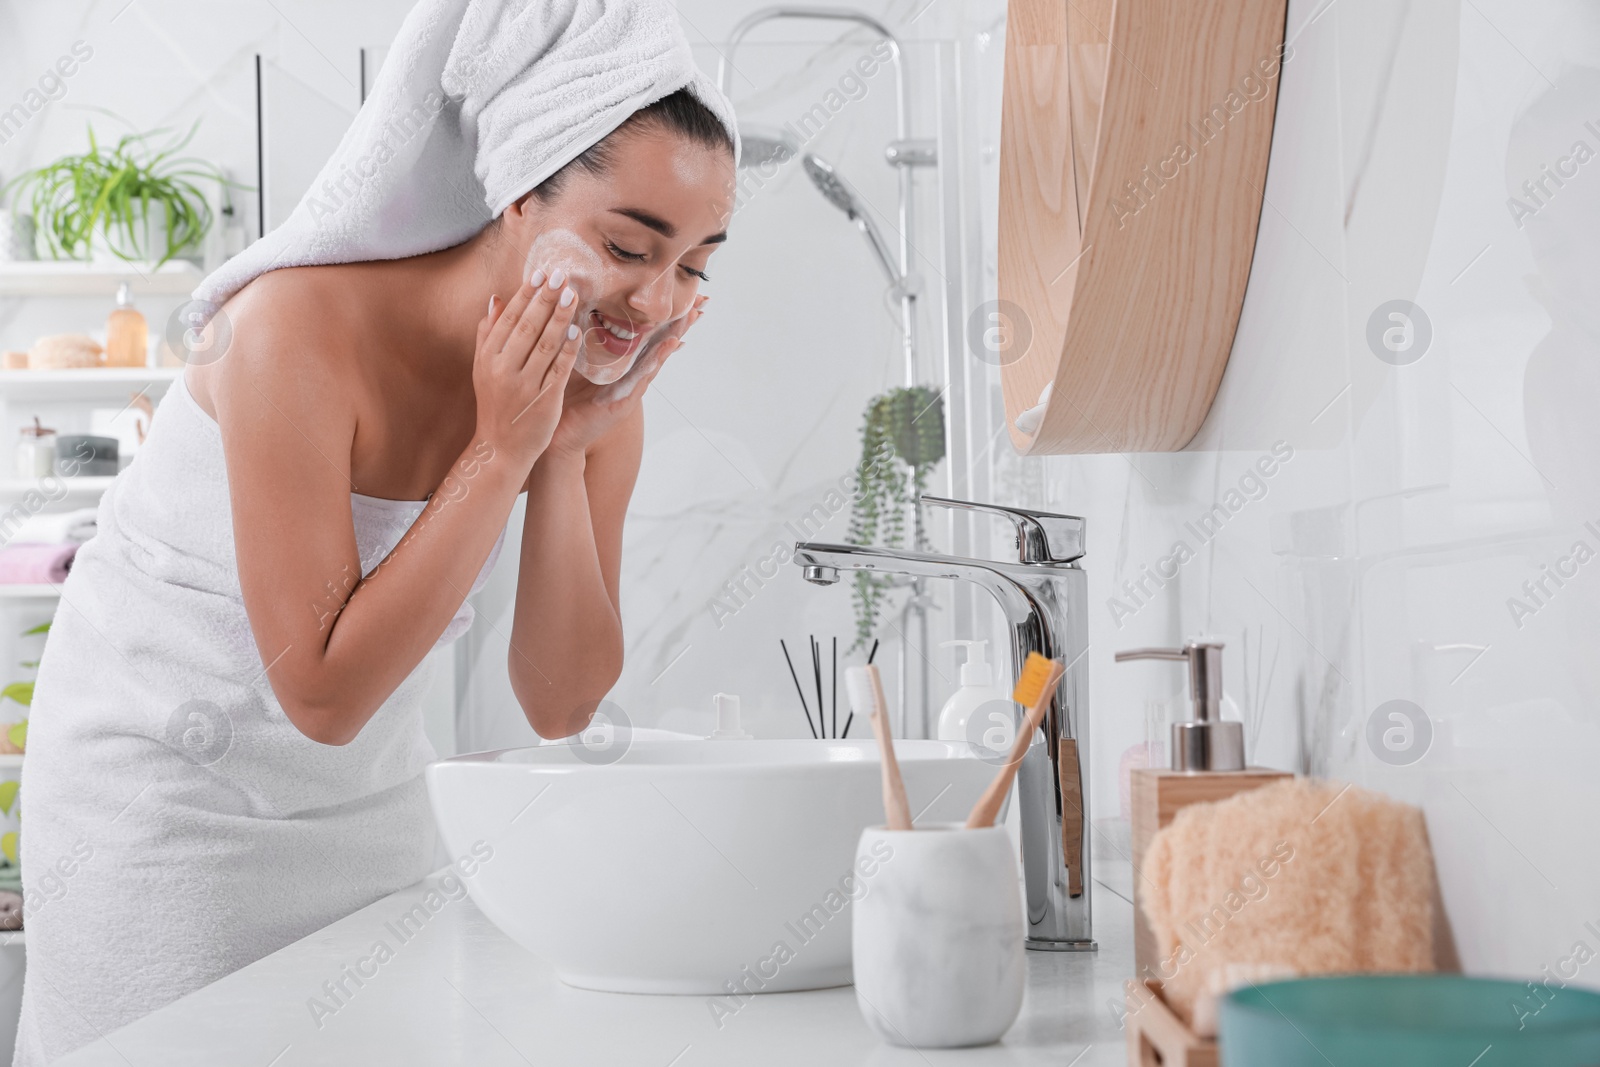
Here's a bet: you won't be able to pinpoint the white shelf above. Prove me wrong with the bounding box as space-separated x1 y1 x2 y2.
0 586 62 600
0 259 203 297
0 477 114 500
0 367 180 401
0 755 21 768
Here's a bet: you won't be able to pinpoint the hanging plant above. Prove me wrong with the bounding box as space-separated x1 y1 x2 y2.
845 386 946 650
1 115 245 267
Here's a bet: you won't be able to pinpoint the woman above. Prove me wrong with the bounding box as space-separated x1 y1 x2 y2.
13 0 736 1060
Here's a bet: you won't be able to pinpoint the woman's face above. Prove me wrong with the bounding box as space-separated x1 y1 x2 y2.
511 127 735 382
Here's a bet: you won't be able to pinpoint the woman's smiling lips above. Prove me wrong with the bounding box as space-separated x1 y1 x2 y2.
586 309 650 363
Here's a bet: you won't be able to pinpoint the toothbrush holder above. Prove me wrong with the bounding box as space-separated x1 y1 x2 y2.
852 822 1025 1048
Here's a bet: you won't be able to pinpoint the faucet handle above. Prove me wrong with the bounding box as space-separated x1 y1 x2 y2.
921 495 1085 564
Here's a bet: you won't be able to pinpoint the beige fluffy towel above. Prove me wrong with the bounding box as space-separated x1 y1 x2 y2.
1140 778 1436 1032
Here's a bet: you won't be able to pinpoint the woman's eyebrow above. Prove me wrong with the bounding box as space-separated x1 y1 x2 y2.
610 207 675 237
609 207 727 245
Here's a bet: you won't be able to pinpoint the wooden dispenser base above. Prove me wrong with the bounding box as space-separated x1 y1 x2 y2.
1129 767 1293 979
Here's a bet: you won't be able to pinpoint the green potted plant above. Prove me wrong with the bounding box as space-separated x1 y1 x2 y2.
0 621 44 869
0 620 44 759
1 115 244 267
845 386 946 650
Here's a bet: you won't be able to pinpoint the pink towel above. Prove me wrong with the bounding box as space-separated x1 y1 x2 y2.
0 543 77 584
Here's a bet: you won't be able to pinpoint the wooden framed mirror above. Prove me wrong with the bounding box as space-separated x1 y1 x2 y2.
996 0 1289 454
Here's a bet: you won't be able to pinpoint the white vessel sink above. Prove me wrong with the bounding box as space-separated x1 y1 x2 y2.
426 737 997 994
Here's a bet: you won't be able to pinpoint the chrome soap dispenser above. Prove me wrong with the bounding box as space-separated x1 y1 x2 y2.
1115 640 1242 771
1116 638 1292 975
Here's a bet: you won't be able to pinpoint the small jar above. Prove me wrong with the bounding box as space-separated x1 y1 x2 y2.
15 417 56 479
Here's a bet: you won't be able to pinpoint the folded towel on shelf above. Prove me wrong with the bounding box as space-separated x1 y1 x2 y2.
192 0 739 311
1140 777 1437 1034
0 543 77 585
3 508 98 547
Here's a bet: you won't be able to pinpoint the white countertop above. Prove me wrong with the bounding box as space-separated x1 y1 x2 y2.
56 873 1136 1066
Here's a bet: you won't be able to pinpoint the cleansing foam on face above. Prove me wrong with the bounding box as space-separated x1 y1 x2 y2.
523 229 686 386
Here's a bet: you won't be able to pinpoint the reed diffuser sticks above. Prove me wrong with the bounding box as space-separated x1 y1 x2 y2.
780 635 877 739
779 638 818 739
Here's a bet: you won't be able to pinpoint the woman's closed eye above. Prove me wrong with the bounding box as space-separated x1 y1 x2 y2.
605 239 646 264
605 240 710 282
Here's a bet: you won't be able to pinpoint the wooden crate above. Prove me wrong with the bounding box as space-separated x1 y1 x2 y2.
1125 979 1216 1067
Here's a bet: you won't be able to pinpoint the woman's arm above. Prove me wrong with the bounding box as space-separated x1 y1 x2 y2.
506 407 642 737
505 298 701 737
219 271 578 745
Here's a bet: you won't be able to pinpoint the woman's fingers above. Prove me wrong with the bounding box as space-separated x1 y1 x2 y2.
601 335 678 405
522 281 579 378
540 322 581 395
646 336 680 379
479 294 501 344
685 294 708 330
484 270 544 358
503 274 572 372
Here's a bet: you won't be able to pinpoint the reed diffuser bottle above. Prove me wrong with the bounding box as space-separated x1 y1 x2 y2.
105 282 148 368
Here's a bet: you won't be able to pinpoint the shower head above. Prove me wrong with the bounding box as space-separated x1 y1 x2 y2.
737 126 798 169
801 154 860 219
801 153 902 288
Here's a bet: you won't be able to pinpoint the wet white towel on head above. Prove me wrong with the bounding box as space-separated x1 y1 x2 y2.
193 0 738 310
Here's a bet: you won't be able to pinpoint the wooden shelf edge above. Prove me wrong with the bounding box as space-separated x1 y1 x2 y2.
998 0 1290 456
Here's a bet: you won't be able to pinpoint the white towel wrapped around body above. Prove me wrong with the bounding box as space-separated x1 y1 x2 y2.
13 377 509 1066
193 0 738 310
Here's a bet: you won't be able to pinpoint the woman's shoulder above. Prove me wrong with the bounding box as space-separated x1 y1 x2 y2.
189 265 363 423
228 265 359 344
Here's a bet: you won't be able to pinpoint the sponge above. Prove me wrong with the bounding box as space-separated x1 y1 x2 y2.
1139 777 1436 1031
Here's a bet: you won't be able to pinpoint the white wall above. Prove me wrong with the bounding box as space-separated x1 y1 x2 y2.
1018 0 1600 982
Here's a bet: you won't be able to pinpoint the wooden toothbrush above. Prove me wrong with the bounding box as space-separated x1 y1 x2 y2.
966 651 1065 829
845 664 912 831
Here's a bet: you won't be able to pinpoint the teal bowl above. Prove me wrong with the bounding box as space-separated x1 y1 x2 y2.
1220 975 1600 1067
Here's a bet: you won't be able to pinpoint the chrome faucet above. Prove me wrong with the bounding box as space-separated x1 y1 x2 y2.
793 495 1094 950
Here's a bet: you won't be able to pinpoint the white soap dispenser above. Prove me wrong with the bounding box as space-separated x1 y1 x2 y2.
935 640 1010 743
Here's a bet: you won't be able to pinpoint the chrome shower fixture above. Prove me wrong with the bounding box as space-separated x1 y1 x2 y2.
718 5 922 385
801 153 903 290
800 152 856 216
718 5 939 738
737 126 799 168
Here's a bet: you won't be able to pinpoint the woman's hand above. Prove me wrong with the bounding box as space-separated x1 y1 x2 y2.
547 295 706 461
474 270 582 471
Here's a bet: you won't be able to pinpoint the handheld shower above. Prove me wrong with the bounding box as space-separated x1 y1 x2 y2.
737 126 799 168
801 153 903 290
